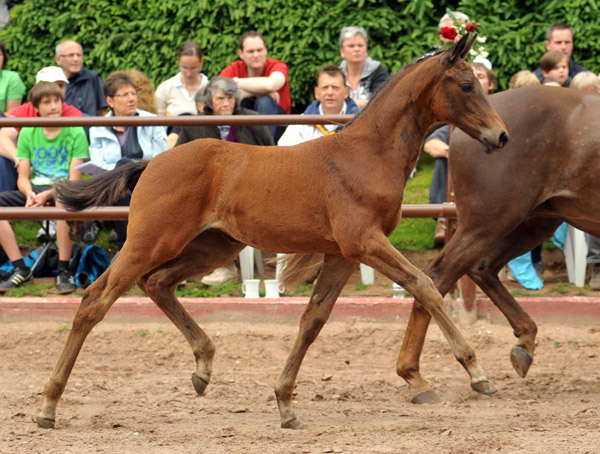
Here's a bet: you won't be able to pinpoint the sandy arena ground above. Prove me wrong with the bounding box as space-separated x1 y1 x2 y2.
1 316 598 454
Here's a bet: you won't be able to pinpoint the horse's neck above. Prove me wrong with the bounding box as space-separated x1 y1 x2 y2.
346 59 438 157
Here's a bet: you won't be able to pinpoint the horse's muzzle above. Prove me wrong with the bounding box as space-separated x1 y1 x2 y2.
483 130 509 153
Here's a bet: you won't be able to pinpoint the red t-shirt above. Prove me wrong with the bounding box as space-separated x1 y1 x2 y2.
220 58 291 114
10 102 83 133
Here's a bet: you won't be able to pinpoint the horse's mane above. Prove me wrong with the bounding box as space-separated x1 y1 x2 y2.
343 50 444 129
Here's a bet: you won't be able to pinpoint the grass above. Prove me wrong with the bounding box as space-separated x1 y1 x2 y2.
389 154 437 252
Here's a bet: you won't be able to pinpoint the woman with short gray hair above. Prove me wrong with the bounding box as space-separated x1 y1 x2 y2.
338 26 389 110
175 76 273 285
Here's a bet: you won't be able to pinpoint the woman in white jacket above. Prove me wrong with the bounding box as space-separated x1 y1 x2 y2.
89 71 167 170
88 71 168 246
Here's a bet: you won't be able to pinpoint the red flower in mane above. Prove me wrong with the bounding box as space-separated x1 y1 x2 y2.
466 22 476 33
439 27 457 41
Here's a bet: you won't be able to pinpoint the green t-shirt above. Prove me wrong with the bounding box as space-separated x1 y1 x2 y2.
0 70 26 112
16 126 90 185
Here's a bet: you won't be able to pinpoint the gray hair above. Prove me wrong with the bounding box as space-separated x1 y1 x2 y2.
199 76 241 109
55 39 82 57
339 26 368 48
438 11 469 29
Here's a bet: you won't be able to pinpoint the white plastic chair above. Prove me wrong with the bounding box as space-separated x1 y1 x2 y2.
238 246 263 281
564 225 588 287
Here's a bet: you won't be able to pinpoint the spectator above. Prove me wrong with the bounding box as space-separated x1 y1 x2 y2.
540 50 570 87
88 71 168 248
569 71 600 289
0 81 88 293
55 39 108 116
338 26 389 110
533 23 590 85
176 76 273 285
155 42 208 117
509 70 541 89
278 64 359 145
0 39 25 115
570 71 600 93
0 67 82 193
127 69 158 114
219 31 291 142
541 76 562 87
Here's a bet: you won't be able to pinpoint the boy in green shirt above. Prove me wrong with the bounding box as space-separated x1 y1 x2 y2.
0 81 89 293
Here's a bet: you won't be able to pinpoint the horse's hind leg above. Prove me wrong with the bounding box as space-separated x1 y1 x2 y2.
36 260 138 428
138 230 245 396
469 218 562 378
275 255 358 430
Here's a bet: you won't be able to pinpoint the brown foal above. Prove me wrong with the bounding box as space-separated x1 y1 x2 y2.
37 34 507 430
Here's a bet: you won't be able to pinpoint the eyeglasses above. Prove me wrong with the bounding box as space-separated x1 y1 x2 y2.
113 91 139 98
60 53 83 58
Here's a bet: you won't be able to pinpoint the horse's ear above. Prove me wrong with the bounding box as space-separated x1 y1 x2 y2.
442 33 476 66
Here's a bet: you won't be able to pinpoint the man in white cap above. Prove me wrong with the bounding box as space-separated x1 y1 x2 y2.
0 66 82 171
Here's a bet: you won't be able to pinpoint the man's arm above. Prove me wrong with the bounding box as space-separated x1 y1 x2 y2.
0 128 18 163
16 160 37 206
236 71 286 96
423 138 449 159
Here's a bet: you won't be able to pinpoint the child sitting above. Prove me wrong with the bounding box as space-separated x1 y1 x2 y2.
0 81 89 293
540 50 570 87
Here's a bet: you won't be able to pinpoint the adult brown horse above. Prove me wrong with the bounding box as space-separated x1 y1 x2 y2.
394 85 600 403
36 35 508 430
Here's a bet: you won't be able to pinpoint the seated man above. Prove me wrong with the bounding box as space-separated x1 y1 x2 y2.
0 81 89 293
176 76 273 285
278 64 359 146
219 31 291 142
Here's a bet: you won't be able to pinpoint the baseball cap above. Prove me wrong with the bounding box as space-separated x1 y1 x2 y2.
36 66 69 84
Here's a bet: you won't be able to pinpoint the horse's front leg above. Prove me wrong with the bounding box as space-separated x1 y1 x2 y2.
275 255 358 430
356 234 490 397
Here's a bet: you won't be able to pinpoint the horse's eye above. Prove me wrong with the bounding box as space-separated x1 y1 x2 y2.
460 83 472 93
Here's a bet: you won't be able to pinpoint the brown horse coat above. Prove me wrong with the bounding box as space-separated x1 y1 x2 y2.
396 85 600 402
37 35 508 430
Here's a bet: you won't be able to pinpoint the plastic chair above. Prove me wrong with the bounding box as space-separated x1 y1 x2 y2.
564 225 588 287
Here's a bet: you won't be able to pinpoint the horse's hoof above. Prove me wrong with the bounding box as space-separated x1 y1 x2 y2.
471 380 492 396
281 418 304 430
510 346 533 378
191 373 209 396
410 389 440 404
36 415 55 429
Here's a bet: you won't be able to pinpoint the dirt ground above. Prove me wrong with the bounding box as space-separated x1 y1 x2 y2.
1 316 599 454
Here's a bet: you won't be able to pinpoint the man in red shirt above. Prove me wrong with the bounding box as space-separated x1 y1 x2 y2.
219 31 291 141
0 66 82 191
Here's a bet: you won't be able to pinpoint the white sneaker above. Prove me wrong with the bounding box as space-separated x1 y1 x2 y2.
201 266 237 286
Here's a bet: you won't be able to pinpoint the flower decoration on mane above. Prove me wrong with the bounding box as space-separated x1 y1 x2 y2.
439 11 488 59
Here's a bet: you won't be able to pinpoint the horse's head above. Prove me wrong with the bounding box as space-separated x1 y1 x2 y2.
433 34 508 152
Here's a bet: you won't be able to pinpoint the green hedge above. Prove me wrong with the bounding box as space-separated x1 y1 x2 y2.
1 0 598 109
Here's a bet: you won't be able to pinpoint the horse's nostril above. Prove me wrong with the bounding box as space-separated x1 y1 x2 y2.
498 131 509 147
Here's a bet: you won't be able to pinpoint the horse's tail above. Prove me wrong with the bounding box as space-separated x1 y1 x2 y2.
279 253 324 287
54 160 150 211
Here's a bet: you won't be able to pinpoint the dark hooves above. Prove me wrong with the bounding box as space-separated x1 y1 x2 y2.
510 346 533 378
36 416 55 429
471 380 492 396
411 389 440 404
281 418 304 430
191 373 209 396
